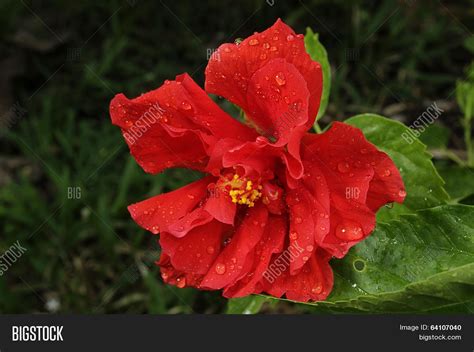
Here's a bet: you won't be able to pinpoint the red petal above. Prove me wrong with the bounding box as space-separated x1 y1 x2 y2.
166 207 213 238
158 253 205 289
301 122 405 258
128 176 212 235
245 58 310 145
286 185 329 274
264 248 333 302
205 19 322 131
204 189 236 225
223 215 286 297
110 74 256 174
160 220 226 276
200 205 268 289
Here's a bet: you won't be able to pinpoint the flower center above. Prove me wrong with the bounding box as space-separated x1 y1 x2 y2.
222 174 262 207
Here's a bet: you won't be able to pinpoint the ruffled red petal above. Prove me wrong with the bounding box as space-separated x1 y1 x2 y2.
205 19 322 139
160 219 226 276
128 176 212 235
200 204 268 289
301 122 406 258
110 73 256 174
263 248 333 302
223 215 286 297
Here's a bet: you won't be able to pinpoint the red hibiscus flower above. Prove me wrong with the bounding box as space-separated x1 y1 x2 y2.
109 19 406 302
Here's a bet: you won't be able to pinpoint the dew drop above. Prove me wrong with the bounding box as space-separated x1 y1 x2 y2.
286 34 295 41
269 46 277 52
260 53 267 60
181 101 192 111
223 47 231 53
290 99 303 112
360 148 368 154
206 246 215 254
337 161 350 173
398 189 407 198
335 223 363 241
187 194 195 200
275 72 286 86
306 245 314 252
379 169 391 177
311 284 322 294
215 263 226 275
295 217 302 224
289 231 298 240
263 42 270 49
176 277 186 288
249 39 259 46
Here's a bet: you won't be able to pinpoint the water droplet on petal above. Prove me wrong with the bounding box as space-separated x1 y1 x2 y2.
398 189 407 198
181 101 192 111
335 223 363 241
290 99 303 112
206 246 215 254
176 277 186 288
311 284 322 294
295 217 302 224
263 42 270 49
337 161 350 173
269 46 277 52
275 72 286 86
286 34 295 41
306 245 314 252
289 231 298 240
360 148 368 154
379 169 391 177
215 263 226 274
249 39 259 46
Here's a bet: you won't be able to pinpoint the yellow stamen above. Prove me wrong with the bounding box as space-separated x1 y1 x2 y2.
225 174 262 207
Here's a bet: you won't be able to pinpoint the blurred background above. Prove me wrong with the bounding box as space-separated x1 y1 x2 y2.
0 0 473 313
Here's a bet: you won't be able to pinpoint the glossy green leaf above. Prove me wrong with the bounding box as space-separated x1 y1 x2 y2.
305 28 331 122
274 205 474 313
418 123 451 150
226 295 268 314
436 164 474 202
345 114 449 221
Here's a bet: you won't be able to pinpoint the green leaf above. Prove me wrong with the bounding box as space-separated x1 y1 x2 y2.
436 164 474 202
226 295 268 314
345 114 449 221
305 28 331 122
418 124 451 150
282 205 474 313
